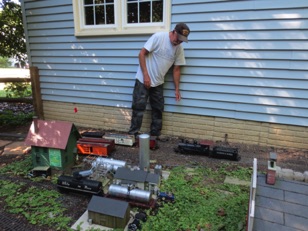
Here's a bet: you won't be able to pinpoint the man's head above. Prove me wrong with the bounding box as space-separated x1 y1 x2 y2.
174 23 190 43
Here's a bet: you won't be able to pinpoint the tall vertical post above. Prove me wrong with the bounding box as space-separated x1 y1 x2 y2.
30 66 44 119
139 134 150 171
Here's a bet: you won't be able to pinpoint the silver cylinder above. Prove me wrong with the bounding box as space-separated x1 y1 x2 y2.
139 134 150 171
129 188 151 203
78 169 93 177
108 184 129 198
92 157 126 171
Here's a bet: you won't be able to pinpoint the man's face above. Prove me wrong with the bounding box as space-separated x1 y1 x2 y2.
171 31 183 46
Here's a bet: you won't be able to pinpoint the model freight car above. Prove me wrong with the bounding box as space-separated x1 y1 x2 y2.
57 175 103 195
77 137 115 157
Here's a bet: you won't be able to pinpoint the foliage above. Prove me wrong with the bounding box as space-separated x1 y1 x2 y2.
0 56 10 67
0 109 33 126
0 180 72 230
0 155 32 176
143 165 251 231
0 0 26 62
4 82 32 98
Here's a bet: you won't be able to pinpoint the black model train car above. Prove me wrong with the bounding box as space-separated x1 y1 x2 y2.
174 139 241 161
174 139 211 155
57 175 103 195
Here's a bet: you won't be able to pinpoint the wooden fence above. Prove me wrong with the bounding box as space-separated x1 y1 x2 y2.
0 67 44 119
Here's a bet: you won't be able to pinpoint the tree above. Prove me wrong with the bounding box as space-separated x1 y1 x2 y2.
0 0 26 62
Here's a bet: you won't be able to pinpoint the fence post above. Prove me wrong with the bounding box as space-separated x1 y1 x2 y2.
30 66 44 119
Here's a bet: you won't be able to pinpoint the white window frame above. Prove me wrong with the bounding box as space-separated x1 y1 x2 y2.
73 0 171 37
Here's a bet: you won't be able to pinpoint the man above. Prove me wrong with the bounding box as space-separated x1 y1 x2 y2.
128 23 190 138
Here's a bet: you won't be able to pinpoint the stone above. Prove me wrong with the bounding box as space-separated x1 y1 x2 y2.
281 168 294 180
293 172 304 182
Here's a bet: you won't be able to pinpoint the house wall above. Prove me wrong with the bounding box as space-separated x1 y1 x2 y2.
21 0 308 149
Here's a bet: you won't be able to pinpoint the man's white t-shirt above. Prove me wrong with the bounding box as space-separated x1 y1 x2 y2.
136 32 186 87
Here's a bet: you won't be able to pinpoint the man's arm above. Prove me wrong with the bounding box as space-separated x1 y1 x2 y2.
173 65 181 101
139 48 151 89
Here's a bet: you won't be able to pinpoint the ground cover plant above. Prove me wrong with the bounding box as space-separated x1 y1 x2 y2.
143 164 251 231
0 155 252 231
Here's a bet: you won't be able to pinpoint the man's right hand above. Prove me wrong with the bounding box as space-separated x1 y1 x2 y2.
143 74 151 89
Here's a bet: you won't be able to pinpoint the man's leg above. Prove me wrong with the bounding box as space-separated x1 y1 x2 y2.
149 84 164 136
128 80 149 135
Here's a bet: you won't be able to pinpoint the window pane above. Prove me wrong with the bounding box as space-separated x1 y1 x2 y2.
127 0 163 24
106 0 114 3
95 5 105 24
153 0 163 22
140 2 150 23
84 0 93 5
95 0 104 3
127 3 138 23
106 5 115 24
85 6 94 25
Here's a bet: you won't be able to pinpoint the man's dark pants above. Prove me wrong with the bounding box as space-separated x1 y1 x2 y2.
129 80 164 136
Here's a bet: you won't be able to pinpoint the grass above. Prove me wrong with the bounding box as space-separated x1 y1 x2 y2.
0 156 252 231
0 89 6 97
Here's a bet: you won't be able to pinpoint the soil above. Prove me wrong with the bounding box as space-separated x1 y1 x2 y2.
0 102 307 230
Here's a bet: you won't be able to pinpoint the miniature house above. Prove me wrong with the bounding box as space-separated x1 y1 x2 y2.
88 196 130 229
114 167 160 191
25 119 81 170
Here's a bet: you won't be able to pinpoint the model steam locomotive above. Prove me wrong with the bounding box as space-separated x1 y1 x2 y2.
174 139 241 161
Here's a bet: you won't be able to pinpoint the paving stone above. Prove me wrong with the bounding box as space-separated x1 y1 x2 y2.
255 206 284 224
256 195 308 219
285 191 308 206
224 176 250 186
0 140 12 147
256 185 284 200
253 218 298 231
285 214 308 231
3 141 29 155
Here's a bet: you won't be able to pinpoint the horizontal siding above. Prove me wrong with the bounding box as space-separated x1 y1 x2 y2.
23 0 308 126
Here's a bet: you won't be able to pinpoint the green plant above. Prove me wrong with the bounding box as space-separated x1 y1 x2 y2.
143 165 250 231
0 179 72 230
0 109 33 126
0 56 10 67
0 155 32 176
4 82 32 98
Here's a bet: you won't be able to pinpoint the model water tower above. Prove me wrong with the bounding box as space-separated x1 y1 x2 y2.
139 134 150 171
266 152 277 185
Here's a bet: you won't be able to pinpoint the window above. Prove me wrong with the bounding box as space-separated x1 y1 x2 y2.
73 0 171 36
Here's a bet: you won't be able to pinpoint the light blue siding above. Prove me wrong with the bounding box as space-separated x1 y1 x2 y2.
22 0 308 126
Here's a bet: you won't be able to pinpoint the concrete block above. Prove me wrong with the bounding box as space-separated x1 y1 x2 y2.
293 172 304 182
281 168 294 180
304 171 308 183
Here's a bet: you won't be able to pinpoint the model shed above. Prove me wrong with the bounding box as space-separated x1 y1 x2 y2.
88 196 130 229
25 119 81 170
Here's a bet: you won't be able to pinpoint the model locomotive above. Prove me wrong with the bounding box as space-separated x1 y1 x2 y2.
174 139 241 161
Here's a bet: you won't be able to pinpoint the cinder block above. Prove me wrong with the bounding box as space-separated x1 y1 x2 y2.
281 168 294 180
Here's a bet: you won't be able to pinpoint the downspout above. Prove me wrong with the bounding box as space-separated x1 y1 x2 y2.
20 0 32 66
